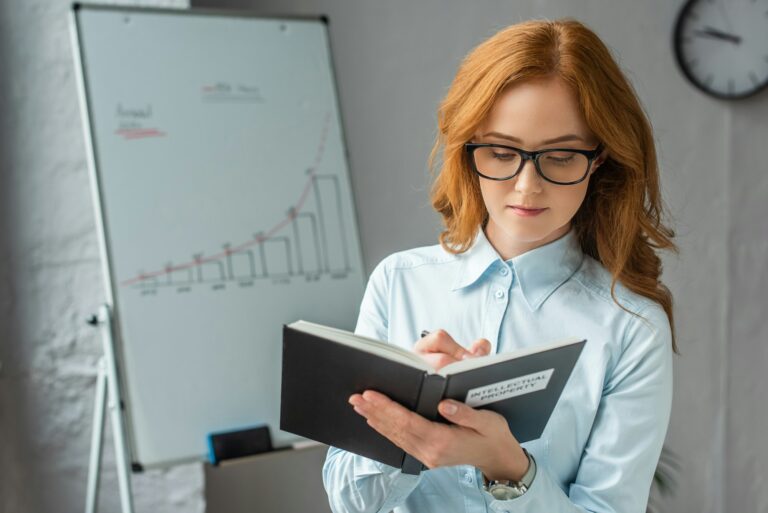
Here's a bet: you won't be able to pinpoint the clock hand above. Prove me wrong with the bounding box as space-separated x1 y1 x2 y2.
715 0 735 35
701 25 741 43
693 26 742 45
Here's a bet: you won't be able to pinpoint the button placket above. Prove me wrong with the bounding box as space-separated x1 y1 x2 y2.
486 269 512 355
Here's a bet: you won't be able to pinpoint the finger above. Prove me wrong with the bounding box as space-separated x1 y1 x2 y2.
360 390 431 436
413 329 471 360
357 390 431 452
438 399 502 433
469 338 492 356
356 390 424 425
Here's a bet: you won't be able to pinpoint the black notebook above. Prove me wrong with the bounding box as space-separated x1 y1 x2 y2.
280 320 586 475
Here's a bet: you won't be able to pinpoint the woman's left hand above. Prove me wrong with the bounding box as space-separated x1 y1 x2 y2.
348 390 529 481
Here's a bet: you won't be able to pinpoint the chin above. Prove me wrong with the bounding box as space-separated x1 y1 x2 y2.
496 223 552 243
494 213 571 241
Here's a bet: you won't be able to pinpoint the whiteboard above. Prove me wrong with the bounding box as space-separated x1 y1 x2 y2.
72 5 366 468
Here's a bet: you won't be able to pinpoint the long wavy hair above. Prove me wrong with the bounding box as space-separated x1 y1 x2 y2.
429 18 679 354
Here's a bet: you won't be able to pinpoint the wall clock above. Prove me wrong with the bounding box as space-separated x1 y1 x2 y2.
673 0 768 100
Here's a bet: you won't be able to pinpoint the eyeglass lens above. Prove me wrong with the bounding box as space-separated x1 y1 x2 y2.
473 146 590 183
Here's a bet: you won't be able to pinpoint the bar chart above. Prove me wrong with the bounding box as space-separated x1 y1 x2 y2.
123 172 353 293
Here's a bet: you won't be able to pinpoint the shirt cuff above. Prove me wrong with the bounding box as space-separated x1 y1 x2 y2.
367 458 423 511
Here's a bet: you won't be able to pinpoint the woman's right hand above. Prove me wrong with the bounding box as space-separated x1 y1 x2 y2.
413 329 491 371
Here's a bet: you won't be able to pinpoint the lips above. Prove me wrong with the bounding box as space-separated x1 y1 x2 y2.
508 205 547 217
510 205 546 211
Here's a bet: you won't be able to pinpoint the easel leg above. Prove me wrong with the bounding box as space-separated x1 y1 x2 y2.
84 305 135 513
85 358 107 513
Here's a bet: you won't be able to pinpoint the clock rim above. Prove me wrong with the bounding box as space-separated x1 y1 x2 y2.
672 0 768 101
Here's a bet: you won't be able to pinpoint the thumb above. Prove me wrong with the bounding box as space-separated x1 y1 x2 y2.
438 399 488 431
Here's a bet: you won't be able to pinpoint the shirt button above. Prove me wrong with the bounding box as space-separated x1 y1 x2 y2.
464 471 474 484
495 289 505 299
499 267 509 276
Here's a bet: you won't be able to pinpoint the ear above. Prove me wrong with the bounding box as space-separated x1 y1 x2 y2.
593 150 608 170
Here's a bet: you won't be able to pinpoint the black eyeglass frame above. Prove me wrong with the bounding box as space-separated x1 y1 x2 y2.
464 142 604 185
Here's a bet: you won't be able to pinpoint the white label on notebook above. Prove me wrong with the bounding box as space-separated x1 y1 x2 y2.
464 368 554 407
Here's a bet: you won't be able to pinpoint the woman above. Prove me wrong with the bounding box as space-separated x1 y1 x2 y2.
323 17 677 513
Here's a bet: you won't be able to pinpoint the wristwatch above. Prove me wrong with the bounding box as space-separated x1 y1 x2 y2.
482 448 537 500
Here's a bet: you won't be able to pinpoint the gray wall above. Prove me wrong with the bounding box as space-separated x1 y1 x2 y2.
728 102 768 513
0 2 205 513
1 0 766 512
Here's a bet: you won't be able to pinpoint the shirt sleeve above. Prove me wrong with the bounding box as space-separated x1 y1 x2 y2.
323 445 423 513
321 255 424 513
483 303 674 513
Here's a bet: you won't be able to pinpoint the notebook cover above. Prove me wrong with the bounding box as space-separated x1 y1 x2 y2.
280 325 426 468
281 324 586 474
442 340 587 443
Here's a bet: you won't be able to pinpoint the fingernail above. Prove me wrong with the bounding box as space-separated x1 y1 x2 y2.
442 402 457 415
462 353 472 360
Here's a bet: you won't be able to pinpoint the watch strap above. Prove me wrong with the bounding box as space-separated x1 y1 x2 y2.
482 448 537 499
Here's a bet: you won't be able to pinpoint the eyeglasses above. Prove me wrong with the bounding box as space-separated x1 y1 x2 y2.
464 142 604 185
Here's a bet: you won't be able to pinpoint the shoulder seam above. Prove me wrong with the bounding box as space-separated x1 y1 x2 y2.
571 258 647 314
382 250 456 272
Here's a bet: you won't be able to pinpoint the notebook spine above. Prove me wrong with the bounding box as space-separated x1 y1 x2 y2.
400 373 447 475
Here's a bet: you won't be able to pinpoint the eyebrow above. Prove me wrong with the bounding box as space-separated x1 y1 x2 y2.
480 131 585 145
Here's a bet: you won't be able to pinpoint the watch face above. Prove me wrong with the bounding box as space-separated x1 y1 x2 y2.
673 0 768 99
489 483 523 500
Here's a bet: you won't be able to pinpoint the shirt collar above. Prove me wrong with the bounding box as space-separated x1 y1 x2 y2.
450 225 584 311
450 227 500 292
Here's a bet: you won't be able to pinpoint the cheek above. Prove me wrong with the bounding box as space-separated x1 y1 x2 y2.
478 181 505 211
549 185 588 218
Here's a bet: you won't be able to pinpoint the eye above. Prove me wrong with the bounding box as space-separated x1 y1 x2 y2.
491 151 517 161
542 152 576 165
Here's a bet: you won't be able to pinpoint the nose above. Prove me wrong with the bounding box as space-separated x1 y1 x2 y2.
514 158 543 194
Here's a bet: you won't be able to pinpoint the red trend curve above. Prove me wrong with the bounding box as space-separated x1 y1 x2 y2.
120 113 332 287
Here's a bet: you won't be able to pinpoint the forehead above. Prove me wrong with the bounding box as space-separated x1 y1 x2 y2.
478 77 592 143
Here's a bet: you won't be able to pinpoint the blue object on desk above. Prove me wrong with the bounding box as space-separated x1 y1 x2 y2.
207 424 273 465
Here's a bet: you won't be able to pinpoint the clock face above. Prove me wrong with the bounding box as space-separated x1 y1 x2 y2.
674 0 768 99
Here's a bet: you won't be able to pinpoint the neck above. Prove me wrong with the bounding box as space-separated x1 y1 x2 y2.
484 220 571 260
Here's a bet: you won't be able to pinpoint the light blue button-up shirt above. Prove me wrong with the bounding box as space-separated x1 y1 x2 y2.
322 226 674 513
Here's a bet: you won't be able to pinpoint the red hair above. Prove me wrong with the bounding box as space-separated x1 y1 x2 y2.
429 18 679 354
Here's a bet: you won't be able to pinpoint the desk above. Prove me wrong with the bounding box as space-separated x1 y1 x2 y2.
205 442 333 513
